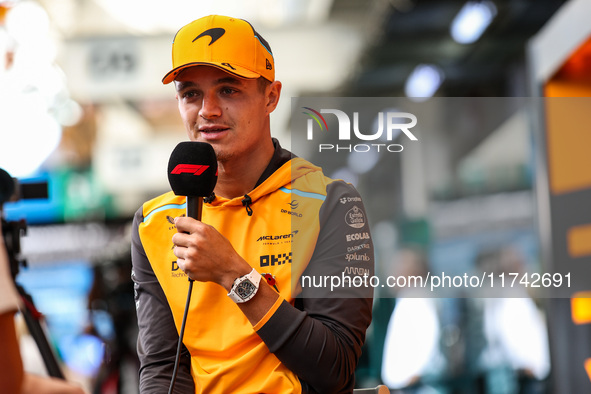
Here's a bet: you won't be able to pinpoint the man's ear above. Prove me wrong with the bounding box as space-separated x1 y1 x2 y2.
266 81 282 115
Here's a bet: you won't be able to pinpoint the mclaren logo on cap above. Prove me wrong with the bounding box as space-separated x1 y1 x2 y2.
193 28 226 45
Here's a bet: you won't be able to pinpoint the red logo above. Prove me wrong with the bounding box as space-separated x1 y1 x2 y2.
171 164 209 175
262 273 279 292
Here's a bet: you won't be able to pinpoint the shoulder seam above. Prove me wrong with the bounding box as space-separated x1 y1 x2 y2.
278 187 326 201
143 202 187 223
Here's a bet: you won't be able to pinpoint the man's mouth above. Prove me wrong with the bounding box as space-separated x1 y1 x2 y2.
198 126 230 140
199 126 229 134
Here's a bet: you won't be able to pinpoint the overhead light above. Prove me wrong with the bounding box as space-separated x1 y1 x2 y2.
0 90 62 177
450 0 497 44
5 1 50 45
404 64 444 101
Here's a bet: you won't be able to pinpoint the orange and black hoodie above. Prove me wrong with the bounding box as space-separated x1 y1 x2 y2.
131 140 374 393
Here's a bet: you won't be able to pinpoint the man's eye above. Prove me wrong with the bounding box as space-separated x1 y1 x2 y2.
221 87 237 95
183 91 198 99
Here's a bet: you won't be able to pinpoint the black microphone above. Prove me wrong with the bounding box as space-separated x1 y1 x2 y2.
167 142 217 220
166 141 217 394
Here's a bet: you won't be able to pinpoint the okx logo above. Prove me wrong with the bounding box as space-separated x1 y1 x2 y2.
302 107 418 153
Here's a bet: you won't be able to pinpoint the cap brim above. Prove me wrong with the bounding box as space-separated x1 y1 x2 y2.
162 62 261 84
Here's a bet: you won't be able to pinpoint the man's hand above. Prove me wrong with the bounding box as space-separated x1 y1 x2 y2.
172 217 279 325
172 216 251 292
172 216 280 324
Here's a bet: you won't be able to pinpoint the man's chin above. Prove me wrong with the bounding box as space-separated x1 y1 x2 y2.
213 149 233 164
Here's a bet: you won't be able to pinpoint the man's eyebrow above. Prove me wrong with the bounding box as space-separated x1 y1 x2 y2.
175 81 196 91
175 76 244 92
215 76 244 85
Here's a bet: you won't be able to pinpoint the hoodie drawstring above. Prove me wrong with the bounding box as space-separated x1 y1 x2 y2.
242 194 253 216
204 193 216 204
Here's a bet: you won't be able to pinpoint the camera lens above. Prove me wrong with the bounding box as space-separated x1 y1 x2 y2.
0 168 15 204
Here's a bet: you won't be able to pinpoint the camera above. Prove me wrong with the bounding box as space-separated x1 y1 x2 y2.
0 167 66 378
1 167 48 278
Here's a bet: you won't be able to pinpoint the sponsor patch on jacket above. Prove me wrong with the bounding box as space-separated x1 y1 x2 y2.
345 206 366 228
345 232 370 242
260 253 292 267
339 196 362 204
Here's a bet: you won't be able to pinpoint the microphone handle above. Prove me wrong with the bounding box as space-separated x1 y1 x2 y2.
187 196 203 221
169 195 203 393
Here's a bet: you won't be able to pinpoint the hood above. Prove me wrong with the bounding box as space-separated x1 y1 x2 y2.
207 157 321 208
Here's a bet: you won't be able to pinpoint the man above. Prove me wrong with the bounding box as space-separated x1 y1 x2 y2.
132 14 374 393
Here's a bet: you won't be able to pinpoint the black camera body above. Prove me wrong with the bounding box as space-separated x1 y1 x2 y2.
1 216 27 278
1 168 48 279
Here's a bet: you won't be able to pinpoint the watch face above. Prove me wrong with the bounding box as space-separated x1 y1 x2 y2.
236 279 256 299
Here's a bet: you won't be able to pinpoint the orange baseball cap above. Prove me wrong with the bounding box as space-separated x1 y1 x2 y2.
162 15 275 84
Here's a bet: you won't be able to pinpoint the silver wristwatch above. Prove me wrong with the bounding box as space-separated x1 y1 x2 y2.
227 268 261 303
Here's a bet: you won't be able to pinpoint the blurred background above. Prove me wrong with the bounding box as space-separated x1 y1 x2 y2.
1 0 590 392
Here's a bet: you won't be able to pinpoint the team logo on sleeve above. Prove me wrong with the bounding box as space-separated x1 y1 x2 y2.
345 206 366 228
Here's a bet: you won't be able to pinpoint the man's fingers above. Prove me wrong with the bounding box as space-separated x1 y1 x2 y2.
176 258 194 279
176 257 185 270
172 232 190 247
173 245 183 259
174 216 199 232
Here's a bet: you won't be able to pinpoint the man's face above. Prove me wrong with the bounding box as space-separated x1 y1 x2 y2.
174 66 279 164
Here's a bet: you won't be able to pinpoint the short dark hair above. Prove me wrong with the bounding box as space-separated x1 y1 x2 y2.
258 77 271 93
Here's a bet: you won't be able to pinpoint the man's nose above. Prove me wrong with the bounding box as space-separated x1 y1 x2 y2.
199 92 222 119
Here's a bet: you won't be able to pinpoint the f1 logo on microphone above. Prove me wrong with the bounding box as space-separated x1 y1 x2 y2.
170 164 210 175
